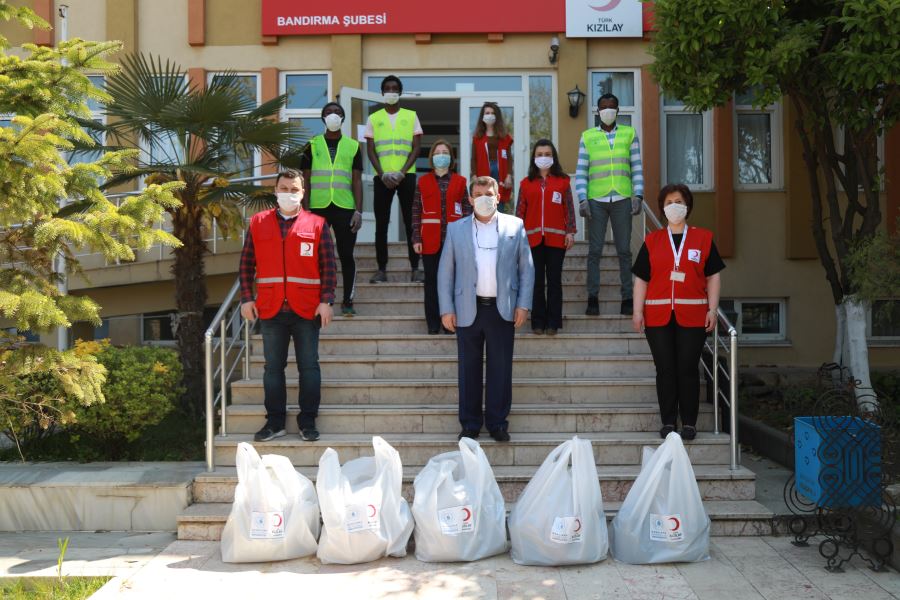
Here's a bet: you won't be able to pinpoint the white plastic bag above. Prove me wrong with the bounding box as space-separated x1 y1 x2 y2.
221 442 320 563
509 436 608 565
412 437 508 562
316 436 414 564
609 432 710 564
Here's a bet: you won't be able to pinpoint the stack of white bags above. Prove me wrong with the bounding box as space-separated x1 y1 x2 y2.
220 432 710 566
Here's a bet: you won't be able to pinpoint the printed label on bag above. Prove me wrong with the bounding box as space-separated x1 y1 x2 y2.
250 511 285 539
649 514 684 542
550 516 583 544
437 505 474 536
345 503 380 533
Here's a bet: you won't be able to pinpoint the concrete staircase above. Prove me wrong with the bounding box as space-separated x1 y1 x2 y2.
178 242 773 541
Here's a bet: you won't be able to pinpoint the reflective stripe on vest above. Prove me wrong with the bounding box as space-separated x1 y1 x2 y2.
309 135 358 210
583 125 634 199
644 298 708 306
370 108 416 173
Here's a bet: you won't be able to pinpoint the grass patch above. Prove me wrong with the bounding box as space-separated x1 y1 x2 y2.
0 577 111 599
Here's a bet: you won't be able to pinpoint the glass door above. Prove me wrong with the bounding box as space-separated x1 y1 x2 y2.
458 97 527 202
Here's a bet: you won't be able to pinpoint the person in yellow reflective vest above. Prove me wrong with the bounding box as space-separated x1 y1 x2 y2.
365 75 424 284
301 102 363 317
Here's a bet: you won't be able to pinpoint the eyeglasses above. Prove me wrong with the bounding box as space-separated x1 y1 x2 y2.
475 222 498 250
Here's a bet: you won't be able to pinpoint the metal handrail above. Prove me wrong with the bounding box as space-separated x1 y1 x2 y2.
204 277 252 472
638 200 740 470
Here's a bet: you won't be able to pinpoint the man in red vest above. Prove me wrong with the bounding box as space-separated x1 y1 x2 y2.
239 169 337 442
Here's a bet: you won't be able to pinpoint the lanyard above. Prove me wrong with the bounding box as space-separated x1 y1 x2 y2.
667 226 688 271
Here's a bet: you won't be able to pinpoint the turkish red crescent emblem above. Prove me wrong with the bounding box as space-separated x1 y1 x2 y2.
589 0 622 11
368 504 377 518
273 513 283 527
668 517 681 531
573 518 582 533
462 507 472 522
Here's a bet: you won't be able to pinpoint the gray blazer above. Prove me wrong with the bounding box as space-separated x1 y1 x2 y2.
437 213 535 328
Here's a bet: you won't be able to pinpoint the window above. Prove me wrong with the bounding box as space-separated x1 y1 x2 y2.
209 73 260 178
734 89 782 189
588 70 641 136
365 75 522 94
0 113 14 128
867 300 900 340
661 95 713 190
528 75 554 144
282 73 330 145
69 75 107 165
720 299 786 342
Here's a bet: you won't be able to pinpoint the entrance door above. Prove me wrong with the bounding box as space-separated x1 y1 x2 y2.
458 97 527 202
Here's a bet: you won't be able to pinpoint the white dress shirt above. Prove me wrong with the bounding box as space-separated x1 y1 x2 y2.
472 213 499 298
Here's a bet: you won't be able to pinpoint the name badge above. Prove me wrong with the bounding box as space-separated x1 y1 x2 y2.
300 242 314 257
552 191 563 204
670 271 686 282
501 149 508 159
454 202 462 216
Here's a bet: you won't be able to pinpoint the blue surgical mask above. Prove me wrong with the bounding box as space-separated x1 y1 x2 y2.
432 154 452 170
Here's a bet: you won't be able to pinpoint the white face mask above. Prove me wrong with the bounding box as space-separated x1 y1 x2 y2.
383 92 400 105
473 195 497 218
276 192 302 212
599 108 618 126
323 113 343 132
664 202 688 225
534 156 554 170
482 113 497 125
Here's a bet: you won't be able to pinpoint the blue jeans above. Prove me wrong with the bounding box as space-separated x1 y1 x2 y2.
586 198 633 300
260 311 321 430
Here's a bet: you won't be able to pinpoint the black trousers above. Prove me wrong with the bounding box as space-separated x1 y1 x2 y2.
311 204 357 305
530 242 566 330
422 248 442 332
644 313 707 428
373 174 418 271
456 302 515 432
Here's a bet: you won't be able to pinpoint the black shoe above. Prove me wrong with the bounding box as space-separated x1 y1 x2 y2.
620 299 634 315
659 424 676 439
341 302 356 317
254 426 286 442
546 328 558 336
370 270 387 283
427 328 440 335
585 295 600 316
532 328 545 335
681 425 697 441
412 268 425 283
489 429 511 442
458 429 480 440
300 427 320 441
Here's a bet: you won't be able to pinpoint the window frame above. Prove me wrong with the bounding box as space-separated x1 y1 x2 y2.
280 71 333 140
207 71 263 180
660 95 714 192
733 97 783 191
866 299 900 342
585 68 643 145
721 298 787 342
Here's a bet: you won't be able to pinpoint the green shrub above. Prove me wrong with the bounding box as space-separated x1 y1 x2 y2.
70 343 183 455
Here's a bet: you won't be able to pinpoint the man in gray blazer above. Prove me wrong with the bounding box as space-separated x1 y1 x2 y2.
438 176 535 441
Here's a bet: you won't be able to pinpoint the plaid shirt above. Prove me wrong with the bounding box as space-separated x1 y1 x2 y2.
411 171 473 246
239 210 337 307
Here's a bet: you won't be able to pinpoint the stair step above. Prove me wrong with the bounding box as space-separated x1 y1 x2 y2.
343 240 612 258
353 265 611 284
191 464 756 505
177 499 775 541
334 282 620 302
320 315 634 335
230 377 659 405
212 432 731 467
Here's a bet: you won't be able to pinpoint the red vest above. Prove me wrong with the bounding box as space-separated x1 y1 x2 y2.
473 134 513 202
418 172 468 255
518 175 571 249
249 208 324 320
644 226 713 328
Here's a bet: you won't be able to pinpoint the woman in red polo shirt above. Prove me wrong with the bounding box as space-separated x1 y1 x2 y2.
412 140 471 334
471 102 514 213
516 139 576 335
631 183 725 440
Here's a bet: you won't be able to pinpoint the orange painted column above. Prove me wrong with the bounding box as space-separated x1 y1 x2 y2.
640 68 661 220
188 0 205 46
886 124 900 235
33 0 54 46
260 67 280 176
713 101 735 257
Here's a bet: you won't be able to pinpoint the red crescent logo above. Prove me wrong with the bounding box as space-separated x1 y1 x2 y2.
368 504 377 517
462 507 472 522
668 517 681 531
574 518 582 533
273 513 283 527
589 0 621 12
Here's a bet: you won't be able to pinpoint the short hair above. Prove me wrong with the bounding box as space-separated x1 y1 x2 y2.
274 168 303 187
380 75 403 94
469 176 498 197
597 93 619 109
320 101 344 119
428 139 455 171
657 183 694 218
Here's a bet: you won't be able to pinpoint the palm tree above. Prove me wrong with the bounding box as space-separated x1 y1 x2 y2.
98 54 300 418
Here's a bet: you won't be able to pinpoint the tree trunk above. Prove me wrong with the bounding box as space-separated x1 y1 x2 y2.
842 296 878 412
831 303 847 384
171 204 208 419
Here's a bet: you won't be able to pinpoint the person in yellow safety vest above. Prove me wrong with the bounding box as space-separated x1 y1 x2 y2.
301 102 363 318
365 75 424 284
575 93 644 317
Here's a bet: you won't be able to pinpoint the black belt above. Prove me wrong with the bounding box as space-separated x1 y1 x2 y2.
476 296 496 306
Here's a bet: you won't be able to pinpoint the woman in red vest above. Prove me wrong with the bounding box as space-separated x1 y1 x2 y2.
515 139 576 335
631 183 725 440
412 140 471 334
471 102 514 213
